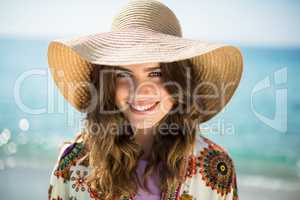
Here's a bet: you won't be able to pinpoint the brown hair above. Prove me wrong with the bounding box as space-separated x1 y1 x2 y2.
78 59 204 199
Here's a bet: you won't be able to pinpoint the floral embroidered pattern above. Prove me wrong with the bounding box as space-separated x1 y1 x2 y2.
48 136 239 200
231 167 239 200
51 197 62 200
48 184 53 200
48 185 63 200
87 186 101 200
185 156 197 179
197 138 235 197
179 193 194 200
54 142 86 181
120 194 135 200
162 181 182 200
71 169 88 192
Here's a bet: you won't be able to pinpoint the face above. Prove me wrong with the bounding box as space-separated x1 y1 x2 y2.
114 62 174 129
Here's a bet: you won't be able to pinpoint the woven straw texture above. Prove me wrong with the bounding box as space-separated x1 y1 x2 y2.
47 0 243 122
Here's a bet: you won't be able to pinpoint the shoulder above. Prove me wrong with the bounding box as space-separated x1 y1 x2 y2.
193 134 228 154
52 136 89 181
48 134 91 200
49 132 105 200
188 134 238 199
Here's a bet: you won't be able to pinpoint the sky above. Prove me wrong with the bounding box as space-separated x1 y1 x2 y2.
0 0 299 47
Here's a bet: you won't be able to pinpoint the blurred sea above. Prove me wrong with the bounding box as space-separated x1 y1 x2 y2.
0 37 300 199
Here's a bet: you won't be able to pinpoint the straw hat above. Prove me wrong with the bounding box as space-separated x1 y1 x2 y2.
47 0 243 123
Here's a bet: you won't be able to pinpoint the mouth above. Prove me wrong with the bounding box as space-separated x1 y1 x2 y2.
128 101 160 114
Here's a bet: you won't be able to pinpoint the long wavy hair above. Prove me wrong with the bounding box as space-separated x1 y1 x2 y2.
76 59 204 199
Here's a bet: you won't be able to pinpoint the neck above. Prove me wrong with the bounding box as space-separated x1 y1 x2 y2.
132 126 155 161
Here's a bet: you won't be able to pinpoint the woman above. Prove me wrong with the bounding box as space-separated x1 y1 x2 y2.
47 0 243 200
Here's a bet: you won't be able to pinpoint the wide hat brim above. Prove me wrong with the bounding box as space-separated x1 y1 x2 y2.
47 27 243 123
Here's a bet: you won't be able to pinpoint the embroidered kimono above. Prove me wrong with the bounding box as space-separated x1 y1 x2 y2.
48 134 239 200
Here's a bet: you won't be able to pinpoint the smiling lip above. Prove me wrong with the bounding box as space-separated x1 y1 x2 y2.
128 101 160 114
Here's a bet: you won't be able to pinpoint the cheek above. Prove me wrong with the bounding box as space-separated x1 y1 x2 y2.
115 84 130 107
159 87 174 111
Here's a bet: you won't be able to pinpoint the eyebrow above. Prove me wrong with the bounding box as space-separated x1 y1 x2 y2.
114 66 161 73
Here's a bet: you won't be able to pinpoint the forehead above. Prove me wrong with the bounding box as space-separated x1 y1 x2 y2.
117 62 160 72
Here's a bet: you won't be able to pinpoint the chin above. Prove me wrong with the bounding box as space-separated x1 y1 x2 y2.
130 121 157 129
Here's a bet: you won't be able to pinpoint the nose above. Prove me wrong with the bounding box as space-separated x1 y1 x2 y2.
131 80 158 99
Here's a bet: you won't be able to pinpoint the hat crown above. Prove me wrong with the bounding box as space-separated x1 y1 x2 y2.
111 0 182 37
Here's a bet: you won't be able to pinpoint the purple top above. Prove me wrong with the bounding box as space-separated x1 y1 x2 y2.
135 159 161 200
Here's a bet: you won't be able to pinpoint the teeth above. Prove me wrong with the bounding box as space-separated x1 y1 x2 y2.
130 102 157 111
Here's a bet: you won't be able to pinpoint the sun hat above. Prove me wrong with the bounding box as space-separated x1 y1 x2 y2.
47 0 243 123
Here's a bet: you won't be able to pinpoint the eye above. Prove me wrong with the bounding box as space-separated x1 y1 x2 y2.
149 71 162 77
116 72 132 78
